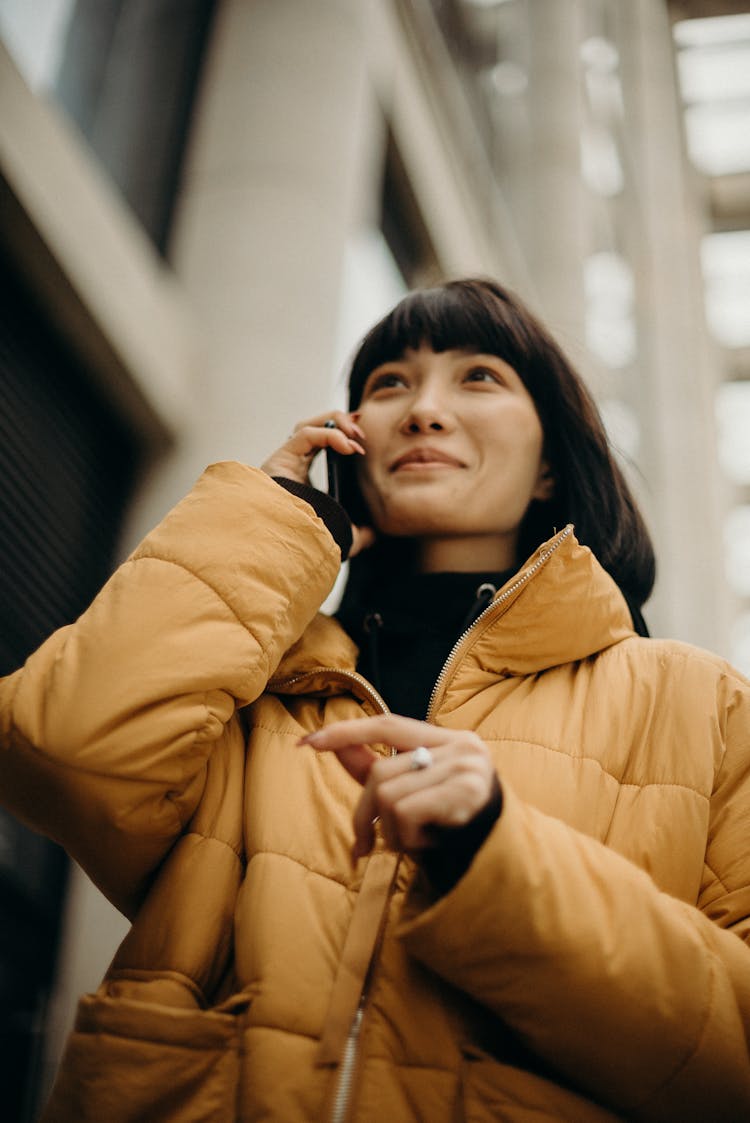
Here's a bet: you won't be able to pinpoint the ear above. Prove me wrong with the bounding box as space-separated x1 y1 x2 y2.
532 459 555 502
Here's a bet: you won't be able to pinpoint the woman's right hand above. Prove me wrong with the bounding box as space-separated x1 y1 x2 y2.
260 410 366 486
261 411 375 557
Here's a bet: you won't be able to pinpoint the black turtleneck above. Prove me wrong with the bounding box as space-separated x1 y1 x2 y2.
339 569 515 720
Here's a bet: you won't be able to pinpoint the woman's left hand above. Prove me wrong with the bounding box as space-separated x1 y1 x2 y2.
300 714 497 858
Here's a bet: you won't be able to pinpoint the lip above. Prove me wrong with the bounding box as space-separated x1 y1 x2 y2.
389 447 465 472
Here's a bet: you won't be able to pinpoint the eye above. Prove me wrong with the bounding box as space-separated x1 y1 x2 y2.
363 371 408 397
464 366 504 386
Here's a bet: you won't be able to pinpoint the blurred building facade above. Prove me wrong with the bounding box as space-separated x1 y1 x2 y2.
0 0 747 1115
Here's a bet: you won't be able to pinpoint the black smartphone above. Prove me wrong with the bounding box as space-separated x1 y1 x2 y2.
325 447 341 505
325 439 368 527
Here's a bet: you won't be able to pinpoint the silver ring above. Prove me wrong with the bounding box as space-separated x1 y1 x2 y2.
410 746 433 771
323 418 337 429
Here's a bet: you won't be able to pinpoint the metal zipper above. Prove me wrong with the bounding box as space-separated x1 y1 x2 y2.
329 1003 364 1123
269 667 389 716
426 526 573 720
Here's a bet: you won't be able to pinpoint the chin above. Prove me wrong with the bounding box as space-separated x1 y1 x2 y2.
365 488 468 538
374 508 463 539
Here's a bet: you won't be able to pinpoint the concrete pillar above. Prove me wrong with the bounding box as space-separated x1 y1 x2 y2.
619 0 730 650
122 0 379 539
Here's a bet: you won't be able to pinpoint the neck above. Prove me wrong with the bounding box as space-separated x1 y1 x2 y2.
416 534 518 574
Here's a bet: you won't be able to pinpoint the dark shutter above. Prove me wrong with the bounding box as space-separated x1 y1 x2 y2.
0 259 139 1122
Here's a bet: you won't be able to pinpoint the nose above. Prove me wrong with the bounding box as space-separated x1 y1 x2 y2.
399 380 454 435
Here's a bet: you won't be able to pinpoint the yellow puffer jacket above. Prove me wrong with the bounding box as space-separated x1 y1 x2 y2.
2 462 750 1122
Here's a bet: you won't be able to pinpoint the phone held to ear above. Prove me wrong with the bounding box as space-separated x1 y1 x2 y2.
326 443 371 536
326 447 341 505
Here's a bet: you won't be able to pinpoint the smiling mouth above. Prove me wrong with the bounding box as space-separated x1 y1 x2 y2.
390 449 465 472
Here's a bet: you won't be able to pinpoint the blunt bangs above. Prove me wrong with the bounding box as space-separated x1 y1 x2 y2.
347 281 535 409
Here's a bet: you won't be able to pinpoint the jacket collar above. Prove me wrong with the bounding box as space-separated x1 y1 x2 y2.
464 526 634 677
269 528 634 693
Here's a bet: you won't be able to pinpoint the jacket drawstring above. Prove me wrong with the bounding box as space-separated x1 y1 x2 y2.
458 582 497 635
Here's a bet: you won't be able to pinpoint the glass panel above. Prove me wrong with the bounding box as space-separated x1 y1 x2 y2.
0 0 74 90
701 231 750 349
730 610 750 679
724 507 750 598
684 101 750 176
673 13 750 50
715 381 750 485
677 43 750 104
674 12 750 177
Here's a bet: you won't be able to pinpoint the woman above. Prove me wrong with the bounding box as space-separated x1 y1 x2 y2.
1 279 749 1122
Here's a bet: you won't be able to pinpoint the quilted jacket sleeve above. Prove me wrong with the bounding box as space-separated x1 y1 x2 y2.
0 462 341 916
398 674 750 1122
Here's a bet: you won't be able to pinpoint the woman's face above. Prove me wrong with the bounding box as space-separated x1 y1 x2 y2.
354 345 553 570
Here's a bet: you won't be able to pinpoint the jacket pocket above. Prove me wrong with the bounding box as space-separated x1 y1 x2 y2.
40 991 243 1123
460 1046 624 1123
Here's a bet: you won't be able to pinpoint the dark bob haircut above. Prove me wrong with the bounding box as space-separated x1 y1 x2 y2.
338 277 655 616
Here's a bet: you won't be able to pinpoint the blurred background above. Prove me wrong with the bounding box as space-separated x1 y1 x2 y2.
0 0 748 1117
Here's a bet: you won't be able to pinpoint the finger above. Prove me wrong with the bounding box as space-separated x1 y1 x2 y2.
301 714 452 755
328 743 379 787
352 756 454 851
293 410 366 442
351 797 377 860
292 410 344 433
354 740 495 855
355 782 451 857
260 421 364 483
333 410 367 441
385 787 452 851
318 738 442 860
287 425 365 460
381 773 492 852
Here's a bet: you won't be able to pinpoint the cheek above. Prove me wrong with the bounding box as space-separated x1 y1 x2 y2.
504 412 544 469
355 407 384 445
354 415 390 483
479 423 545 498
